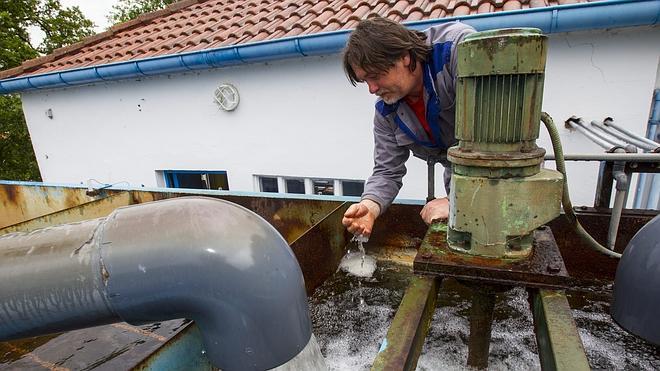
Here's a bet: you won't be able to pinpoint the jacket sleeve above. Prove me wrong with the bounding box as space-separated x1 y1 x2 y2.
361 111 410 213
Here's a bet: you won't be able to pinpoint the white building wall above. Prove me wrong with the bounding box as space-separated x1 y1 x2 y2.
21 25 660 206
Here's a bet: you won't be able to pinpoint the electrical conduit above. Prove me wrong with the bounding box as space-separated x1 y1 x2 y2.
541 112 622 259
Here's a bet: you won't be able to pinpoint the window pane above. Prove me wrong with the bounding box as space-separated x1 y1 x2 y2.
260 177 278 193
342 180 364 196
286 178 305 194
313 179 334 195
176 173 204 189
208 173 229 190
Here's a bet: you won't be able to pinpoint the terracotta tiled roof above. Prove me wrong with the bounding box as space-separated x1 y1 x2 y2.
2 0 594 79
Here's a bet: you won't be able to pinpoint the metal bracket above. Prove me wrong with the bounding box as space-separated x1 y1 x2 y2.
414 224 571 290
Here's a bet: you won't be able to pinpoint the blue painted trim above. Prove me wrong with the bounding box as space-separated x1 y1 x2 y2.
1 0 658 95
162 169 228 189
0 180 426 205
163 170 227 174
164 172 172 188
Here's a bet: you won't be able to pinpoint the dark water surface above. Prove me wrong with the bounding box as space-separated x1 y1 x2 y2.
310 261 660 371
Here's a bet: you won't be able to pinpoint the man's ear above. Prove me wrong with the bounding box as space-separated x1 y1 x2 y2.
402 53 411 67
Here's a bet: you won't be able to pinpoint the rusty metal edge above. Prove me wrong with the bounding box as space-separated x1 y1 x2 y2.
415 271 570 291
529 289 590 371
289 202 351 295
131 321 212 370
0 192 132 235
414 226 571 290
288 202 348 246
371 275 440 371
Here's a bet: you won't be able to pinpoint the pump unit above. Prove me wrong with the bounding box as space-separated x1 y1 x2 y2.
447 29 563 259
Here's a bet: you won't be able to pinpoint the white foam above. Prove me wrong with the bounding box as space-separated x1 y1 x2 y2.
271 334 328 370
572 308 660 370
417 286 540 371
339 251 377 278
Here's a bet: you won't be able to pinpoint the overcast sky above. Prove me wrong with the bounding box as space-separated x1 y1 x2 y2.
61 0 119 31
30 0 120 45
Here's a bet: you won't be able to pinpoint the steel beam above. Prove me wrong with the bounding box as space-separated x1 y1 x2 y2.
467 289 496 369
529 289 590 371
371 275 440 371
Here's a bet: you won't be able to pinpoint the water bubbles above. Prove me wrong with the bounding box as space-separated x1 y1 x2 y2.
339 236 377 278
311 260 660 370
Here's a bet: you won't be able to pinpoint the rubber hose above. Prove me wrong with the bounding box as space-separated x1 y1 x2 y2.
541 112 622 259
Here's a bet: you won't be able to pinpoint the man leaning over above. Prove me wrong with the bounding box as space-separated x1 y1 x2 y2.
341 15 475 238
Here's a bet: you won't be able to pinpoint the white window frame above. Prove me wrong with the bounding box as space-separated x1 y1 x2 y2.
253 175 364 196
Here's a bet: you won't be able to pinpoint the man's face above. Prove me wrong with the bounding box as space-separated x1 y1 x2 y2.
352 55 417 104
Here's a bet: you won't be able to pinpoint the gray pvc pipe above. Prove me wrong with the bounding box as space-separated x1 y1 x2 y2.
575 118 632 150
565 117 619 150
609 186 627 251
592 120 657 152
604 118 660 149
0 197 312 370
607 149 630 251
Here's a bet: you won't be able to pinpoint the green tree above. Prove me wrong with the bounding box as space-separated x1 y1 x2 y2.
108 0 179 25
0 0 93 181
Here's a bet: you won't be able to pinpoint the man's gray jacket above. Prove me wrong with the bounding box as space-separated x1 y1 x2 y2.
361 22 476 212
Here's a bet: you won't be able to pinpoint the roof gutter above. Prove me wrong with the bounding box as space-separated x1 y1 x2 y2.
1 0 658 95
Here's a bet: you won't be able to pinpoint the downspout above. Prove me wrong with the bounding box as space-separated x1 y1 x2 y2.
0 197 314 370
634 89 660 209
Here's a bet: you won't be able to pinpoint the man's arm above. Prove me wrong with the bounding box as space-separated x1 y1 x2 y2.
418 23 476 224
343 111 409 237
361 111 410 212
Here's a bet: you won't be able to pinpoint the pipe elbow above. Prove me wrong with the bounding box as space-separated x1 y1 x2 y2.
0 197 312 370
612 171 629 191
99 197 312 370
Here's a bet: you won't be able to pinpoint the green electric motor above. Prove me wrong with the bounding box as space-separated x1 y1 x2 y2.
447 29 563 259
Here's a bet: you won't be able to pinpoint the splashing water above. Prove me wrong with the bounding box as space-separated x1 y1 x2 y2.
339 235 377 278
311 262 660 371
271 334 328 370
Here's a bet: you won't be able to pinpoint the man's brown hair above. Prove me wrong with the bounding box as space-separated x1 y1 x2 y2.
343 15 431 86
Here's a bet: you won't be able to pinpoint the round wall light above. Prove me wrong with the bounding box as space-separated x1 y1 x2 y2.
214 83 240 111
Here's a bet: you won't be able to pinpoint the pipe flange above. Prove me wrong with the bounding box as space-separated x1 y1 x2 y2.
447 147 546 168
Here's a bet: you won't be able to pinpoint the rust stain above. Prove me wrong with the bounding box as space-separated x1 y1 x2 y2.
63 188 85 210
3 343 70 371
1 184 20 205
111 323 167 342
415 227 571 289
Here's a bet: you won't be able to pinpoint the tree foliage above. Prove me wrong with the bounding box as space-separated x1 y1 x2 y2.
0 95 39 181
108 0 179 25
0 0 94 181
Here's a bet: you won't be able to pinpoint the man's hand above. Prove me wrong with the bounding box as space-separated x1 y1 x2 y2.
342 200 380 237
420 197 449 225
